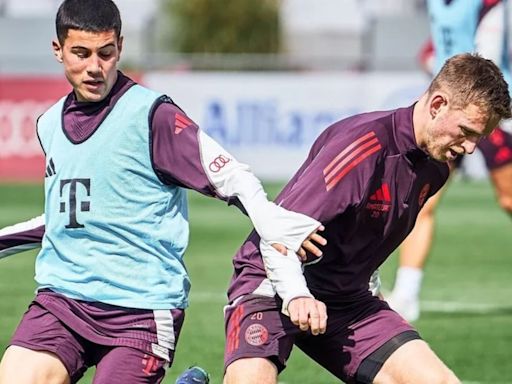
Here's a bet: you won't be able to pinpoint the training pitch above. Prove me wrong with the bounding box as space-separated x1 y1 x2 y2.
0 181 511 383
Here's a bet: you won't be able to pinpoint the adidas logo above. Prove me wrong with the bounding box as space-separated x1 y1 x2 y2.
369 183 391 202
366 183 391 215
45 158 56 177
174 113 194 134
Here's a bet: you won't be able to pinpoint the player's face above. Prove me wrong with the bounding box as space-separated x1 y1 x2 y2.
425 102 497 162
53 29 123 102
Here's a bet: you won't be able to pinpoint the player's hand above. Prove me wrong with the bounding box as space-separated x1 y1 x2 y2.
271 225 326 262
297 225 326 261
288 297 327 336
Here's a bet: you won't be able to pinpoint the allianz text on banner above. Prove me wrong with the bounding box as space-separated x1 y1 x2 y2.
144 71 428 180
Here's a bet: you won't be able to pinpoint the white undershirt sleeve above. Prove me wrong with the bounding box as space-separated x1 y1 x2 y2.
198 130 320 251
260 240 313 315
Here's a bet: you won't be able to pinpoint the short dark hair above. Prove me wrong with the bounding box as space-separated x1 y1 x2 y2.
56 0 122 44
428 53 512 122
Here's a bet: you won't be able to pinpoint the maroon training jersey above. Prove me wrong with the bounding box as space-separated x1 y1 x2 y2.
228 105 450 306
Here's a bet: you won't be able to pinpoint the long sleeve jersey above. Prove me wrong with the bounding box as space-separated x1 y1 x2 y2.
228 105 450 306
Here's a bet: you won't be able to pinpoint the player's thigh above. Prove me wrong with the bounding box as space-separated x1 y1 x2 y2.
295 301 417 383
3 300 90 383
489 163 512 213
224 357 278 384
0 345 70 384
224 295 297 382
93 346 167 384
374 339 460 384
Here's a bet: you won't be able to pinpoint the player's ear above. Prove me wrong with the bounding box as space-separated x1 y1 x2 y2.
116 35 124 61
52 39 63 63
429 92 448 119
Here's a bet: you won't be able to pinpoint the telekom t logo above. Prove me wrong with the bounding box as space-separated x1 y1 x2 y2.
59 179 91 229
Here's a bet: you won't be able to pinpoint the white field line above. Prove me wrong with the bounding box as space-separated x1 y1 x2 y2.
421 300 511 313
189 291 511 314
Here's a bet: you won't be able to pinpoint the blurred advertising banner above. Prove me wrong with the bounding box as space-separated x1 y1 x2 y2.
145 71 429 180
0 77 71 181
0 72 429 182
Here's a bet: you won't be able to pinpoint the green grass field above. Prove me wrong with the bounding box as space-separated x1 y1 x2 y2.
0 180 511 383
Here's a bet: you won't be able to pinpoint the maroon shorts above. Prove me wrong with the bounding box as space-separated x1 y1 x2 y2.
476 126 512 170
224 294 417 384
9 290 185 384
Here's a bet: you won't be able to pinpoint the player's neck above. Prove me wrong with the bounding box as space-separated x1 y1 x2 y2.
412 94 429 150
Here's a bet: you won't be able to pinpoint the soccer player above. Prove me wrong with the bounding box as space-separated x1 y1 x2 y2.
388 0 512 322
0 1 325 383
222 53 511 384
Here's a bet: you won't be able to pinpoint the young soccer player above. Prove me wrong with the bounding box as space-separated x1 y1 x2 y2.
0 1 324 383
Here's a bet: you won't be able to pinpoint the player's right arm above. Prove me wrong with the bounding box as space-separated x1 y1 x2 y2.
150 99 324 256
0 215 45 259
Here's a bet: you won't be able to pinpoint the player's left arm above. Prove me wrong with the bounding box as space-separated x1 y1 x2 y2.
0 215 45 260
475 0 506 63
150 99 324 255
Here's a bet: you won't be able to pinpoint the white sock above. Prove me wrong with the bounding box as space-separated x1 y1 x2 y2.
392 266 423 299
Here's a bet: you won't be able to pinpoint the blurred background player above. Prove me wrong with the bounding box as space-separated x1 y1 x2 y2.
388 0 512 321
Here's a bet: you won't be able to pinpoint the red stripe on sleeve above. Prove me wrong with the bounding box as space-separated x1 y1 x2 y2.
323 131 376 175
324 137 380 183
326 144 382 191
175 120 189 129
175 113 192 125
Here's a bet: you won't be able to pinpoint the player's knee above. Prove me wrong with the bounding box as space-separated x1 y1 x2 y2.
497 195 512 216
224 358 277 384
425 368 461 384
441 371 461 384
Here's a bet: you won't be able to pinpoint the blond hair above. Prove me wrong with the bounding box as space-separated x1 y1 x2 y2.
428 53 512 121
